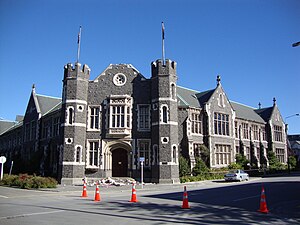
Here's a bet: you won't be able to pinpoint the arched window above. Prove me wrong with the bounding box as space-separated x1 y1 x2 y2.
172 145 177 163
68 107 73 124
171 83 176 100
75 146 82 162
162 106 168 123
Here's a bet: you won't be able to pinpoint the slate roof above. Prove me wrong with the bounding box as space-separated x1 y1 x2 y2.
255 107 274 122
177 86 215 108
0 120 17 135
177 86 266 124
36 94 62 116
177 86 201 108
230 101 265 123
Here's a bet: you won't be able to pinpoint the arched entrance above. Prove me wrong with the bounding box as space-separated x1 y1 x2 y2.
112 148 128 177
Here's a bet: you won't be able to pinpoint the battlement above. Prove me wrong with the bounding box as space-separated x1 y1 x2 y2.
151 59 177 77
64 62 91 80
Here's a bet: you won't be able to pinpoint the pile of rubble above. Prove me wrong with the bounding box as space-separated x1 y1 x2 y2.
87 177 136 187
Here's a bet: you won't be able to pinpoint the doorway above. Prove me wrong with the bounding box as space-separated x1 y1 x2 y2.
112 148 128 177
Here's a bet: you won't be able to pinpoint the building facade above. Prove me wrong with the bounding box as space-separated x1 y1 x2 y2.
0 58 288 184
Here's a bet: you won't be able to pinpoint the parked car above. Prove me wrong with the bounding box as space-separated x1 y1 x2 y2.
224 169 249 182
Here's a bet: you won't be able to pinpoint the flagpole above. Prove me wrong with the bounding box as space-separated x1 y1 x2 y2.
77 26 82 63
162 22 165 65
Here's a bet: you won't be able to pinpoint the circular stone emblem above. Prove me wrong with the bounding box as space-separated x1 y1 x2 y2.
113 73 127 86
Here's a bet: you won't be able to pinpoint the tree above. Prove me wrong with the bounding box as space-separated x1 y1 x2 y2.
192 158 209 176
235 153 249 169
259 142 268 168
250 141 258 168
179 156 191 177
267 150 286 171
199 144 210 167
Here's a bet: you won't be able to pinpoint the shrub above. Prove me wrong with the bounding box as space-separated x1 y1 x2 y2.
236 154 249 169
0 174 57 189
192 158 209 176
179 156 191 177
288 156 297 170
228 163 242 170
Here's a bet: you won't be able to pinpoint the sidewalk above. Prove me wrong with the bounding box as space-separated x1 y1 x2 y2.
42 179 216 193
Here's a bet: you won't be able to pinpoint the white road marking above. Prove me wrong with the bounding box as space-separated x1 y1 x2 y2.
0 210 64 220
0 195 9 198
233 195 260 202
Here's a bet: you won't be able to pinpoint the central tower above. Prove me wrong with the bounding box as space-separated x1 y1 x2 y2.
151 59 180 184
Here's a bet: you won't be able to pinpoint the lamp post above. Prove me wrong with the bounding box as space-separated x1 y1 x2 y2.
285 113 300 174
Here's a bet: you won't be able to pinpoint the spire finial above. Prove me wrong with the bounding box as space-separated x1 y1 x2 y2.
273 97 276 106
217 75 221 86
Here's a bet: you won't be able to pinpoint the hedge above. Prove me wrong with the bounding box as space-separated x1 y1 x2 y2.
0 174 57 189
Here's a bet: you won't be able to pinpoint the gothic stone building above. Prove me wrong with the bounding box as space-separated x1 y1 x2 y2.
0 58 287 184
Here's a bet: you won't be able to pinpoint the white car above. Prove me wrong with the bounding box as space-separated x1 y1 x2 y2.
224 169 249 182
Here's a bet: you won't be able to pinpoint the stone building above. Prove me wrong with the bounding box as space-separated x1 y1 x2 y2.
0 58 287 184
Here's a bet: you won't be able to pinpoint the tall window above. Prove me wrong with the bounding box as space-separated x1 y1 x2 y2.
111 106 125 128
109 96 132 131
162 106 168 123
275 148 285 163
274 125 283 142
191 113 202 134
261 127 266 141
245 146 250 160
31 121 36 140
235 121 238 138
67 107 74 125
75 146 82 163
90 107 100 129
193 143 202 158
88 141 99 167
252 125 259 140
25 123 30 141
215 144 231 165
172 145 177 163
214 112 229 136
138 105 150 130
242 123 249 139
171 83 176 100
53 117 60 136
138 140 150 167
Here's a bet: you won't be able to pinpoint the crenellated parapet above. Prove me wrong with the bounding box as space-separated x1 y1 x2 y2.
151 59 177 77
64 62 90 80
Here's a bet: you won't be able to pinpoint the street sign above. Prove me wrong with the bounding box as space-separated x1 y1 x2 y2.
0 156 6 180
0 156 6 164
139 157 145 162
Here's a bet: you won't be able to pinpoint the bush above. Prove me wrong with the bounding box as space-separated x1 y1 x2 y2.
267 151 286 171
179 156 191 177
228 163 242 170
288 156 297 170
192 158 209 176
236 154 249 169
0 174 57 189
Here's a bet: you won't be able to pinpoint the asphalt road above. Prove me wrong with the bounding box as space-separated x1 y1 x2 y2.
0 175 299 225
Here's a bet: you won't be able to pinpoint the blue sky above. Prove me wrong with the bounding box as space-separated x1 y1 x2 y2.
0 0 299 134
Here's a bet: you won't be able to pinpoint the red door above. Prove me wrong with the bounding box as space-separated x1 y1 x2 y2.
112 148 128 177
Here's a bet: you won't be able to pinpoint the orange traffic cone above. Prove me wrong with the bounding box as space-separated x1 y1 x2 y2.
182 186 190 209
129 183 138 202
81 180 88 198
258 185 269 213
94 182 101 202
